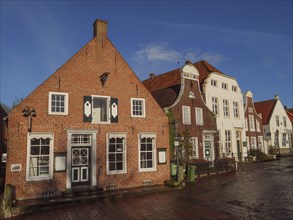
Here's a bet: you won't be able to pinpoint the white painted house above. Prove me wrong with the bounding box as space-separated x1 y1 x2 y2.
255 95 293 155
202 72 247 161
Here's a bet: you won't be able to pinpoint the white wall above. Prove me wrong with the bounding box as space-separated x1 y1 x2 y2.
203 72 247 160
267 98 292 150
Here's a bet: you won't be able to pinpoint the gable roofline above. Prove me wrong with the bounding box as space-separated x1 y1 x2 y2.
243 90 262 121
254 99 277 125
142 60 229 93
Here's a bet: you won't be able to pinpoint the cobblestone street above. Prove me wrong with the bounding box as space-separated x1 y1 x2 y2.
10 157 293 219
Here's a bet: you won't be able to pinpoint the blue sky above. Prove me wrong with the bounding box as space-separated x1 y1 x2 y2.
1 0 292 108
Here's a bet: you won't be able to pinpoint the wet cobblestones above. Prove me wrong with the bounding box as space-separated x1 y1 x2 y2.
10 157 293 219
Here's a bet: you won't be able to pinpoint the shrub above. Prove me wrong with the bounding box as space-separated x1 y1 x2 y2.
248 149 273 162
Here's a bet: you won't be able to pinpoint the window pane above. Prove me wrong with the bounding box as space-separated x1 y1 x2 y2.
116 153 123 161
109 154 115 162
41 146 49 155
31 146 40 155
109 163 116 171
116 162 123 170
147 161 153 168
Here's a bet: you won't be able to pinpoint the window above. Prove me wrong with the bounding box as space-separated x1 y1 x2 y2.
283 117 287 127
232 86 237 92
190 137 198 159
233 102 239 118
251 137 256 149
256 120 260 131
212 97 218 115
27 133 53 181
276 116 280 126
274 132 279 146
195 108 203 125
223 99 229 117
222 83 228 90
83 96 118 124
249 115 255 131
211 80 217 87
225 130 231 154
92 96 109 123
131 98 145 117
48 92 68 115
139 134 156 171
282 133 286 146
248 107 253 113
107 133 126 174
182 106 191 124
71 134 91 145
258 136 263 150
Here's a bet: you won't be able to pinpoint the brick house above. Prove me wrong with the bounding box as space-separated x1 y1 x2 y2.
143 61 218 162
144 60 246 161
254 95 292 155
5 19 170 200
243 91 265 154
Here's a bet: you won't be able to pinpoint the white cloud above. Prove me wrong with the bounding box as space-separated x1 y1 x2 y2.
276 72 290 79
132 42 181 64
132 42 225 66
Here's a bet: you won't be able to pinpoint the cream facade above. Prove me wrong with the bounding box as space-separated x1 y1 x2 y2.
203 72 247 161
263 97 292 154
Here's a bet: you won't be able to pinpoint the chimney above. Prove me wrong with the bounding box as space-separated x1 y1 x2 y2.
149 73 156 79
185 60 192 65
274 94 279 100
93 19 108 38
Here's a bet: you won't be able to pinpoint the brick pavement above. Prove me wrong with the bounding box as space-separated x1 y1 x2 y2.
8 157 293 219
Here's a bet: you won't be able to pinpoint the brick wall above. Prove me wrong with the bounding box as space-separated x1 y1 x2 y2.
6 20 170 200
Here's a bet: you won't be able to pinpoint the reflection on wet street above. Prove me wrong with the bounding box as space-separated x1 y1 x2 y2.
11 157 293 219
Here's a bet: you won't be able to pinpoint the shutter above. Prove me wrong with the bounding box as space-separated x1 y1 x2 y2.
83 96 92 122
110 98 118 123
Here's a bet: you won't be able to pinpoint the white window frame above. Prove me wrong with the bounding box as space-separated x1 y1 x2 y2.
195 108 203 125
222 83 228 90
223 99 229 117
190 137 199 159
92 95 110 124
212 97 218 115
251 137 256 149
233 102 239 118
131 98 146 118
48 92 68 115
276 115 280 126
107 133 127 174
282 133 286 146
182 106 191 124
249 115 255 131
211 79 217 87
256 120 261 131
225 130 231 154
26 133 54 181
283 116 287 127
138 133 156 172
258 136 263 150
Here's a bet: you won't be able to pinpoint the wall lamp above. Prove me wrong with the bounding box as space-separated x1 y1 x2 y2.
22 106 37 132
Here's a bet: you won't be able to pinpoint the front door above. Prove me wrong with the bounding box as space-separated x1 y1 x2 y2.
204 141 211 160
236 131 242 161
71 147 90 187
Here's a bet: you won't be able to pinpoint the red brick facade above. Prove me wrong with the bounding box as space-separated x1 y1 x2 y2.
244 91 264 152
6 20 170 200
143 62 218 161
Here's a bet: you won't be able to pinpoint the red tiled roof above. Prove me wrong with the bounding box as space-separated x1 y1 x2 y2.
254 99 277 125
286 111 293 124
142 60 225 93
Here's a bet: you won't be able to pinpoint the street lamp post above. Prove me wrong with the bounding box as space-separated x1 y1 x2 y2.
22 106 37 132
